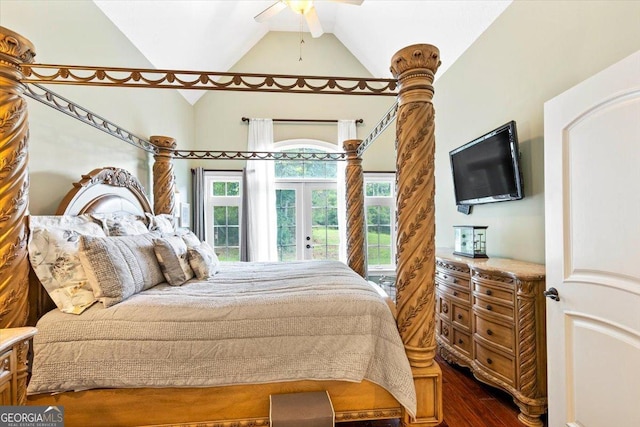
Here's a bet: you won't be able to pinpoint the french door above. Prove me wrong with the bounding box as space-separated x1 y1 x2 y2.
275 182 339 261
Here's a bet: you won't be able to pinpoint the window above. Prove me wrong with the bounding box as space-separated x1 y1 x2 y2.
364 173 396 271
204 172 242 261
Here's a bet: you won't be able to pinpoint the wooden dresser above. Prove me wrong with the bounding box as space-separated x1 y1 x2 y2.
435 250 547 427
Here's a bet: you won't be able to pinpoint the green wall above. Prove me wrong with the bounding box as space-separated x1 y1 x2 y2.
432 0 640 263
0 0 194 214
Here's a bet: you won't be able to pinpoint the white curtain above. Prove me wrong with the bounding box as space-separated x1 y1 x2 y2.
246 118 278 261
337 120 357 263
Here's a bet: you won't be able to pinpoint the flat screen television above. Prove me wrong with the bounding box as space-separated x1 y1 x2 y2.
449 120 524 206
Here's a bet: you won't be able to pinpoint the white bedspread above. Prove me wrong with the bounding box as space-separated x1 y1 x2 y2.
28 260 416 416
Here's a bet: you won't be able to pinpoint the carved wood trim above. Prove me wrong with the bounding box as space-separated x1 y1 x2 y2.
56 166 152 215
0 27 34 329
390 44 440 369
143 408 403 427
344 139 366 277
151 135 177 216
21 64 398 96
435 259 470 274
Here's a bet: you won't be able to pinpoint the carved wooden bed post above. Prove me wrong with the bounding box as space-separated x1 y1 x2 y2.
150 135 177 216
344 139 366 278
0 27 35 329
391 44 443 426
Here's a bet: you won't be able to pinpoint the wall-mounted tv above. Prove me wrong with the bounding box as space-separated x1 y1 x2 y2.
449 121 524 206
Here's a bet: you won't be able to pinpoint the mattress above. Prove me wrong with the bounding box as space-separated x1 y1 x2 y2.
28 260 416 417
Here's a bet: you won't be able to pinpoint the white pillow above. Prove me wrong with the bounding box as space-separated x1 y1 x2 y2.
28 215 105 314
80 233 165 307
91 213 149 236
153 235 194 286
187 242 220 280
146 213 176 234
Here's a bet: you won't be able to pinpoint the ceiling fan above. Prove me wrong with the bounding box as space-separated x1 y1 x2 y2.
254 0 364 38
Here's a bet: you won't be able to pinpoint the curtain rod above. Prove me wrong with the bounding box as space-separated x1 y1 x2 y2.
241 117 363 124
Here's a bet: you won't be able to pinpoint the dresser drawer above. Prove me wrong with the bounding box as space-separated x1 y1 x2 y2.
435 269 468 287
452 328 472 357
452 303 471 330
436 280 471 304
473 295 514 319
474 314 514 352
435 259 470 278
473 280 513 304
474 341 515 386
437 318 451 344
437 293 451 320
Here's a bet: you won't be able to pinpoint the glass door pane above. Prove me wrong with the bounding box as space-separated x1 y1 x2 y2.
309 187 339 260
276 189 297 261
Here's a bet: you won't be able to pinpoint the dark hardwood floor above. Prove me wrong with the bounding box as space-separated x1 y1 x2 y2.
342 355 546 427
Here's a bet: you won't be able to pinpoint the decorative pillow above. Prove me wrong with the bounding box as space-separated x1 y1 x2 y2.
79 233 165 307
28 215 105 314
91 213 149 236
178 230 202 249
153 235 194 286
187 242 220 280
146 213 176 234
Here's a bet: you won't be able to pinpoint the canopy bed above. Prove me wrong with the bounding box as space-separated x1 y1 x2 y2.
0 26 442 426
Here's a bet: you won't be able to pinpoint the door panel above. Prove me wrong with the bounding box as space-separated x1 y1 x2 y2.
275 188 298 261
276 183 339 261
544 49 640 427
308 187 339 260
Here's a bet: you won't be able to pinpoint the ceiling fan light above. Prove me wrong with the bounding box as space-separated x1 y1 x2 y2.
285 0 314 15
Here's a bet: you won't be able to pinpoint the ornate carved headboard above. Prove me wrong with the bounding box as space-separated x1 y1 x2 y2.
27 167 153 325
55 167 152 216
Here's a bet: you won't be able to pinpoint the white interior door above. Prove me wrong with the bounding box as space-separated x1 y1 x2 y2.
544 50 640 427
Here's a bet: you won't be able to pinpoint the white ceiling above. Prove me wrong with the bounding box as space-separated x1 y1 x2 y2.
94 0 511 105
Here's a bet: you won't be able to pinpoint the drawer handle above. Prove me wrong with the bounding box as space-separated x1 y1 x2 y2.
457 314 463 320
453 291 458 297
486 289 493 296
487 358 493 365
487 329 493 336
486 304 492 311
443 326 449 336
452 278 458 284
442 303 449 314
458 339 464 345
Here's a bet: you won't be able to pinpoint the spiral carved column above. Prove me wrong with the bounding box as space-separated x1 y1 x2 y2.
391 44 443 426
343 139 366 278
0 27 35 329
150 135 177 216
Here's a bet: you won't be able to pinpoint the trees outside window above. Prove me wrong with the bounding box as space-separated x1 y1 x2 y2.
204 172 242 261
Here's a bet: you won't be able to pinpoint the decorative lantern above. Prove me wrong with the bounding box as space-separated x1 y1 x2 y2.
453 226 488 258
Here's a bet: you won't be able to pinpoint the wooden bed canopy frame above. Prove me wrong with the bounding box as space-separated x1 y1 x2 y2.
0 26 443 426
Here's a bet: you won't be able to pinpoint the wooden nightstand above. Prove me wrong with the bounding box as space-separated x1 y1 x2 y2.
0 327 37 405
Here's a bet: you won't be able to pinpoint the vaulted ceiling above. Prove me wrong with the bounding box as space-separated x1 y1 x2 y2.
94 0 511 105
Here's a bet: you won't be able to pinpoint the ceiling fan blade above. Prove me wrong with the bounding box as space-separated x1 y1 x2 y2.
254 1 288 23
305 5 324 38
330 0 364 5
